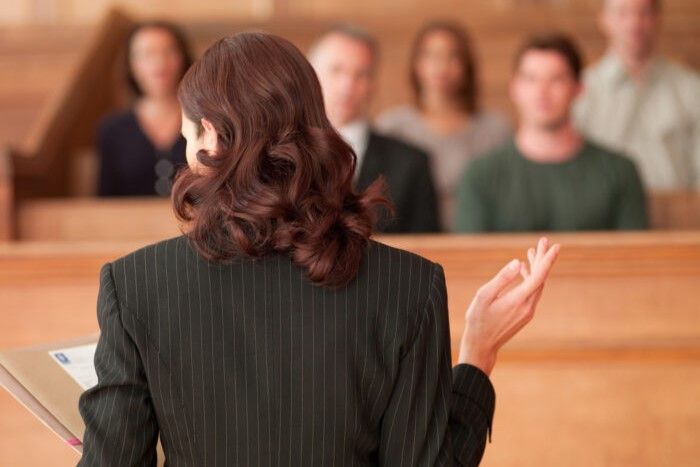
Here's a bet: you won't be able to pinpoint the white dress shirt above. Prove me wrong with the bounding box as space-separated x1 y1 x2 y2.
337 119 370 178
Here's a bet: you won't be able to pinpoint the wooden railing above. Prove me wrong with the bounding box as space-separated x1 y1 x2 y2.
5 192 699 243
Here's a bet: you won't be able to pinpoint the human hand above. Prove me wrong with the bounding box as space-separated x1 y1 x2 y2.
457 237 561 375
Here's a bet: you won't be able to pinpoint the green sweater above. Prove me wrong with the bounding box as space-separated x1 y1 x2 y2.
455 140 649 232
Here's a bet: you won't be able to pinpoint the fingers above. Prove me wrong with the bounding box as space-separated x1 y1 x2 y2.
523 238 544 280
526 237 546 275
519 261 530 280
524 246 536 279
531 242 559 281
476 258 522 303
535 237 548 265
484 238 561 313
500 242 560 308
520 242 560 293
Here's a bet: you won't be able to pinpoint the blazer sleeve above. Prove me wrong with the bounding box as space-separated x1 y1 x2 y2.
77 263 159 466
378 263 496 466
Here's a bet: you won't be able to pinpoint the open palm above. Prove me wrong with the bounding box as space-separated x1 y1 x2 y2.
458 237 561 375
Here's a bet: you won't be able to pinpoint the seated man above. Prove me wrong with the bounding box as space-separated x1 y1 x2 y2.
455 33 648 233
309 25 441 233
574 0 700 190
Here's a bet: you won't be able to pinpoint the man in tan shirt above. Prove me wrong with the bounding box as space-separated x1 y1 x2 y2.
574 0 700 190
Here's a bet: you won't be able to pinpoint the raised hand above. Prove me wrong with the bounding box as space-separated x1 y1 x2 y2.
457 237 561 375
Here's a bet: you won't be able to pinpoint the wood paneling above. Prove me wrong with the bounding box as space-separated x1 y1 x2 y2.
1 232 699 465
0 25 86 148
9 9 135 198
15 197 182 242
483 360 700 466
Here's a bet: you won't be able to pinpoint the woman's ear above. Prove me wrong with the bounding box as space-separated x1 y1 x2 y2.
200 118 219 154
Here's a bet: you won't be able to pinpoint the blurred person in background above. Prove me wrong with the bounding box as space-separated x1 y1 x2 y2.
574 0 700 190
309 24 441 233
97 21 192 197
376 21 511 231
455 33 648 233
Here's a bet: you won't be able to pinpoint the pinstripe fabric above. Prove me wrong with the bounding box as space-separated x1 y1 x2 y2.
77 235 495 466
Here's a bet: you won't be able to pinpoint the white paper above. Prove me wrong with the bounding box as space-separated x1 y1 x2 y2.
48 343 98 390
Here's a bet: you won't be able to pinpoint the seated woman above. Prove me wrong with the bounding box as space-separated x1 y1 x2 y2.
376 21 511 231
97 21 192 197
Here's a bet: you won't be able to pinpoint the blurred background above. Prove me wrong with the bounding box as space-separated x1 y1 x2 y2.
1 1 699 466
1 0 698 202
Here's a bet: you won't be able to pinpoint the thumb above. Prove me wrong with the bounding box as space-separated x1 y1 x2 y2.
475 259 521 304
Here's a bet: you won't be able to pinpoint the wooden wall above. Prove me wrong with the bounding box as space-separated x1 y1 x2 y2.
0 25 86 149
3 0 700 27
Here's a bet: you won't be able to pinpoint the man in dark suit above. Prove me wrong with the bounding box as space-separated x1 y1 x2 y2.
309 25 441 233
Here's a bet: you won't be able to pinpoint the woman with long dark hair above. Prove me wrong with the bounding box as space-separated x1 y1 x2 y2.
78 32 559 466
377 21 511 231
97 21 193 197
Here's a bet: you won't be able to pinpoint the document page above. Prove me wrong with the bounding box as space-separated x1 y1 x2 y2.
48 343 97 391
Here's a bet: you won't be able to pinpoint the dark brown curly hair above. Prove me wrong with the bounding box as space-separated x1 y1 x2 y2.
173 32 388 288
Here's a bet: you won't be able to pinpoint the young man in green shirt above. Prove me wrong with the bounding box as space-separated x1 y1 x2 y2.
455 33 648 233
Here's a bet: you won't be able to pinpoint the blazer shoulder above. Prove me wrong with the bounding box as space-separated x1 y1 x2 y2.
103 235 189 320
109 234 188 278
364 240 446 338
366 239 440 283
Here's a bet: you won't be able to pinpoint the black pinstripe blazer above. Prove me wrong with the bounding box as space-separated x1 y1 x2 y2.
77 235 495 466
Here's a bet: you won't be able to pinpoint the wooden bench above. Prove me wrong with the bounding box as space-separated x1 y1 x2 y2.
1 232 699 465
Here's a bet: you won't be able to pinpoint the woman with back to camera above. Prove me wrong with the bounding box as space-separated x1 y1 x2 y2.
78 32 559 466
97 21 192 197
376 21 511 231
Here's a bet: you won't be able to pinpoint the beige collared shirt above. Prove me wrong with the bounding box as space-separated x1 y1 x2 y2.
574 54 700 190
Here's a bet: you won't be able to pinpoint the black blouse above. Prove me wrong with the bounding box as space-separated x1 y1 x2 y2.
97 109 187 197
